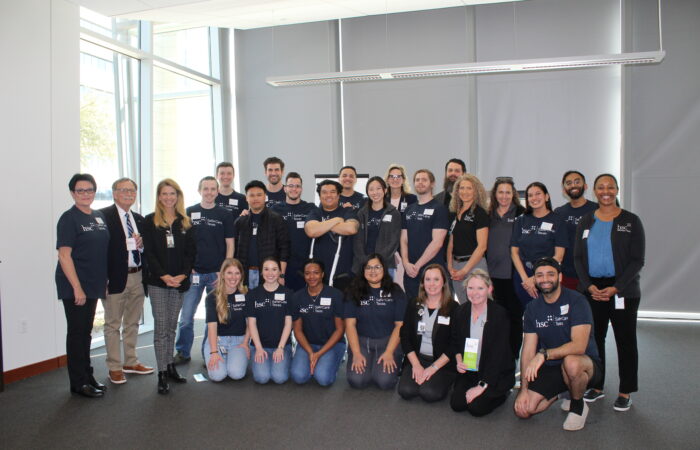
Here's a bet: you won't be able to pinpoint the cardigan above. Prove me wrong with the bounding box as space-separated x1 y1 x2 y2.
352 203 402 274
142 213 196 292
400 298 457 369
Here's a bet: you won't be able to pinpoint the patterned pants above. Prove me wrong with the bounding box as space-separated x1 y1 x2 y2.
149 285 184 371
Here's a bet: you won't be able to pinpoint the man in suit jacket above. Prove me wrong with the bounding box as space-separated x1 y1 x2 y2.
100 178 154 384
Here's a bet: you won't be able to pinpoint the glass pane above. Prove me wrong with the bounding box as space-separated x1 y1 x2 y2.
153 25 211 75
153 67 214 207
80 7 140 48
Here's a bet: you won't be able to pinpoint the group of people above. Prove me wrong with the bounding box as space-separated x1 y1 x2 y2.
55 157 645 431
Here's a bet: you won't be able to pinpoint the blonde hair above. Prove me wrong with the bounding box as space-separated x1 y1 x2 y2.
463 268 493 301
449 174 488 214
214 258 248 324
384 164 413 195
154 178 191 230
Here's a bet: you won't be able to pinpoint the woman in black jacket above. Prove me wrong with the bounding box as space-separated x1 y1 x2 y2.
450 269 515 416
398 264 457 402
574 173 645 412
142 178 196 394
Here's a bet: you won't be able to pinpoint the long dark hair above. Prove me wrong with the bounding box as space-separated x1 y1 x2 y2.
524 181 553 215
365 176 389 209
346 253 399 305
488 177 523 215
415 264 453 316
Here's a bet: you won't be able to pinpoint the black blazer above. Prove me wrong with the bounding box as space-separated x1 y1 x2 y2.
450 301 515 395
400 299 457 369
100 204 148 295
142 213 196 292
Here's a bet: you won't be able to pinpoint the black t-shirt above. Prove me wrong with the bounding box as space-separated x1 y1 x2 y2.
291 285 344 345
365 208 384 254
271 201 316 267
523 288 599 365
215 191 248 223
265 189 286 209
340 191 366 210
401 199 449 264
205 291 247 336
510 212 568 264
245 285 293 348
187 204 235 273
55 206 110 299
306 206 358 277
450 205 489 257
554 201 598 277
344 287 407 338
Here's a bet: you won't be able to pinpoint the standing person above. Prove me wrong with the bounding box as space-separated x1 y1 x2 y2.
514 257 601 431
574 174 645 412
400 170 449 300
450 270 515 416
486 177 526 359
263 156 286 208
271 172 316 291
204 258 250 382
234 180 289 290
384 164 417 214
304 180 359 292
215 162 248 223
434 158 466 209
142 179 196 394
245 257 294 384
446 174 489 304
338 165 366 210
344 254 407 390
173 176 234 365
290 259 346 386
398 264 456 403
555 170 598 290
100 177 153 385
56 174 110 398
510 182 567 308
352 176 401 280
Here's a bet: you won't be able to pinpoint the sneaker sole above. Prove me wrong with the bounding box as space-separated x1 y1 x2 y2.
613 404 631 412
123 370 154 375
584 393 605 403
109 378 127 385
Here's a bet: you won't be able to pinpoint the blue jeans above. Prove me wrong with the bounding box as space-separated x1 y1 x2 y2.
251 345 291 384
291 342 346 386
175 271 217 358
248 269 260 289
204 335 249 382
388 268 397 280
513 265 535 309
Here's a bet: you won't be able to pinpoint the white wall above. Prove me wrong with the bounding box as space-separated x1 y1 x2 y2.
0 0 79 371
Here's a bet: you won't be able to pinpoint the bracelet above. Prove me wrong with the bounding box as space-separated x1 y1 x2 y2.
210 351 218 354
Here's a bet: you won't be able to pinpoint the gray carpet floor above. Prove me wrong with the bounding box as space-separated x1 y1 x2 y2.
1 319 698 449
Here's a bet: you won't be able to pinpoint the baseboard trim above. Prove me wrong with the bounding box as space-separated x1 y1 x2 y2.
3 355 67 384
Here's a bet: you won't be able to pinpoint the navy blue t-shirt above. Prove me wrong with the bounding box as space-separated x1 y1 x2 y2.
523 288 599 365
265 189 286 209
306 206 358 277
365 208 384 254
55 206 110 299
402 199 449 264
271 201 316 267
245 285 293 348
344 287 407 339
291 285 344 345
510 212 568 265
340 191 366 210
215 191 248 223
205 291 247 336
187 204 235 273
554 201 598 277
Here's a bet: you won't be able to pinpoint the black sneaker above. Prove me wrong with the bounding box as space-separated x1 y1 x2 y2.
613 395 632 411
583 389 605 403
173 352 191 365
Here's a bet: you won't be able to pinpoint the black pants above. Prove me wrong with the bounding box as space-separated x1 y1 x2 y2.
586 277 640 394
397 355 455 403
492 277 523 359
62 298 98 389
450 371 509 417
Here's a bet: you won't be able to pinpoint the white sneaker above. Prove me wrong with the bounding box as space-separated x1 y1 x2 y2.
560 399 571 411
563 402 589 431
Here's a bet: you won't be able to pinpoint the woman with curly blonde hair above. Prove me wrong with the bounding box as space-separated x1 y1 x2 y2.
447 174 490 304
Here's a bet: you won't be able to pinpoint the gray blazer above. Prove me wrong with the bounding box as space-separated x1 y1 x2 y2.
352 203 402 274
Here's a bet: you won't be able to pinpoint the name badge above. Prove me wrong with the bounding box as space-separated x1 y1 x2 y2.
417 321 426 333
297 221 305 229
582 229 590 239
274 293 285 300
252 227 258 236
192 274 200 286
126 237 137 251
95 217 104 224
464 338 479 371
438 316 450 325
166 234 175 248
382 215 392 222
229 199 238 206
423 209 434 216
320 297 332 306
400 202 407 211
615 295 625 310
191 212 201 220
560 304 569 315
540 222 553 231
235 294 245 303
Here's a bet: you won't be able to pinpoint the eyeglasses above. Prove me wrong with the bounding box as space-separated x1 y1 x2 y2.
365 265 383 272
115 188 137 194
388 174 403 180
73 188 95 195
564 179 583 187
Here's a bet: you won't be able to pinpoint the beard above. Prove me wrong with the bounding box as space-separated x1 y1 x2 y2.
443 178 456 192
566 187 584 200
535 278 560 294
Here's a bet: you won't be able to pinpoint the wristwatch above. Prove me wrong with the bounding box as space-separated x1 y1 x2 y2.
279 273 285 279
478 380 488 389
538 348 548 361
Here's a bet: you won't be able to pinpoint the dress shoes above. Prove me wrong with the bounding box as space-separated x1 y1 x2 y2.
157 371 170 395
166 363 187 383
71 384 104 398
90 376 107 391
123 363 154 375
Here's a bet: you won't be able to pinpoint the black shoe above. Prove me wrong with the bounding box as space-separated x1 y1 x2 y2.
583 389 604 403
166 363 187 383
71 384 104 398
172 352 191 365
158 372 170 394
613 395 632 411
89 376 107 392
